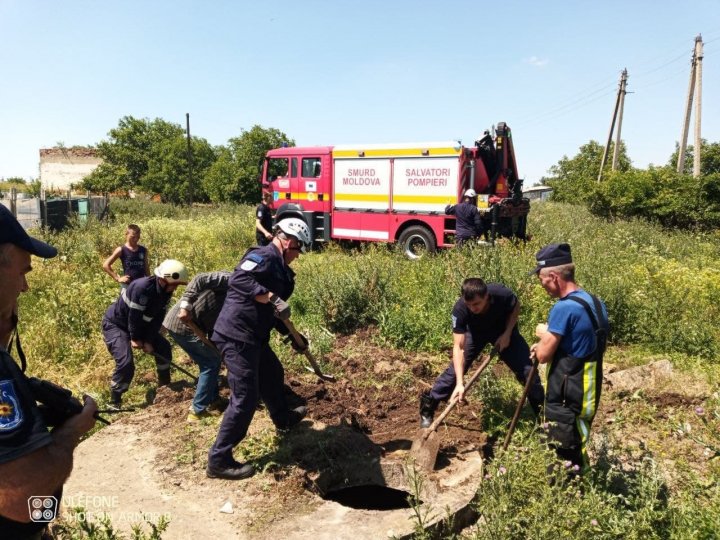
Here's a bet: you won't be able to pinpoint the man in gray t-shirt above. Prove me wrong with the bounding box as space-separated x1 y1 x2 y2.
163 271 230 421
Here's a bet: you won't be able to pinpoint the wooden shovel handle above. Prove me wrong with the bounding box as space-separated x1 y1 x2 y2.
282 319 331 380
422 348 499 440
185 319 222 357
502 357 539 450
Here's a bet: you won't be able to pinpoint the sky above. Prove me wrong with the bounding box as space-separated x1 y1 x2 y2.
1 1 719 187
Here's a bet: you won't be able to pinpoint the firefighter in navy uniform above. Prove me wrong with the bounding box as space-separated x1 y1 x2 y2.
102 259 189 408
530 243 609 475
207 218 311 480
255 192 274 246
445 189 484 246
0 205 97 539
419 277 545 428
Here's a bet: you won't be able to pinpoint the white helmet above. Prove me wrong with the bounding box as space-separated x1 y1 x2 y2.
154 259 189 284
275 218 311 252
464 188 477 198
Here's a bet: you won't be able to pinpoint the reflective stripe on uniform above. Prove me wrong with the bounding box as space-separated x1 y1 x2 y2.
581 360 598 419
142 315 153 322
121 289 147 311
576 417 591 473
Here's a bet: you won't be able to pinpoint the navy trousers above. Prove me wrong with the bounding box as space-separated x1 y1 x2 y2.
429 327 544 412
102 318 172 395
208 334 289 468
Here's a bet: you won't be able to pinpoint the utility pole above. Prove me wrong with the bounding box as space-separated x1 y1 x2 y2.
693 36 703 178
678 35 702 175
598 69 626 182
612 69 628 171
186 113 193 206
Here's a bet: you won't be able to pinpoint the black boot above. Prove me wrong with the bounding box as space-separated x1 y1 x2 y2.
108 389 123 411
277 406 308 434
419 392 438 428
157 369 171 387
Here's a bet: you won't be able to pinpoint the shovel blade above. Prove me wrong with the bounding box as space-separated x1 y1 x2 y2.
410 428 441 471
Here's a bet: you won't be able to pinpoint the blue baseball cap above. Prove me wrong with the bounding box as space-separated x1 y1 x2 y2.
0 204 57 258
530 243 572 274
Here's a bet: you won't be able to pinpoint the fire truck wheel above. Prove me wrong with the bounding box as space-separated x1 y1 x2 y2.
398 226 436 260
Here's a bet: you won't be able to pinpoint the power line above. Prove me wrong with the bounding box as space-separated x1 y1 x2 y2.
516 87 617 128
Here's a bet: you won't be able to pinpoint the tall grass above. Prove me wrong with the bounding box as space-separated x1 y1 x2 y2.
14 198 720 536
18 199 720 396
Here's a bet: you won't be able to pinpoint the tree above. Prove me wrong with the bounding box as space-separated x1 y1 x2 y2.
83 116 217 202
203 125 294 204
668 140 720 176
144 136 217 204
542 140 631 203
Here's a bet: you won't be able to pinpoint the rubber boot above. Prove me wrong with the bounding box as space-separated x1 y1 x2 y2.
419 391 438 428
108 389 123 411
157 369 171 387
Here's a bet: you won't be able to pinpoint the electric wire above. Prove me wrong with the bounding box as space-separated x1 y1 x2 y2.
516 33 716 129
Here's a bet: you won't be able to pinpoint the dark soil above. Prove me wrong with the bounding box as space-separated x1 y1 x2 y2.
132 328 487 480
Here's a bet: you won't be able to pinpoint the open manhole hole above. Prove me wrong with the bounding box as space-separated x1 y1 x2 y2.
323 484 421 510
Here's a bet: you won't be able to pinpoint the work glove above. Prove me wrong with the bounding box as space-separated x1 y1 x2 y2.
270 294 291 320
284 333 308 353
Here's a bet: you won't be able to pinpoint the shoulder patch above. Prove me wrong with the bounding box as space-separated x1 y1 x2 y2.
138 294 149 306
240 260 258 271
0 380 23 431
247 253 264 264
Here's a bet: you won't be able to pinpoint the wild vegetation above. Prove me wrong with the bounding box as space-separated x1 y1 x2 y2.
545 139 720 230
19 198 720 538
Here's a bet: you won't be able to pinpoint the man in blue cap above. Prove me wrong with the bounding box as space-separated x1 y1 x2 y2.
530 243 609 475
0 205 98 537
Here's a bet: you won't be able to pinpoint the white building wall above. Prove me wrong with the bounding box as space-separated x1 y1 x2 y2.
39 148 102 191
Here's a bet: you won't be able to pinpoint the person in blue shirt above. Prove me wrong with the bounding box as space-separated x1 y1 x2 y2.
207 218 311 481
530 243 609 475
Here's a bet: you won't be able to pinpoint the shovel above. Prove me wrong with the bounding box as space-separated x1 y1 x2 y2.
183 319 223 359
282 319 336 382
502 356 539 451
410 347 498 471
502 323 546 450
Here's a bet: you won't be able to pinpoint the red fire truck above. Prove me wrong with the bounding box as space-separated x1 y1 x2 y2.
261 123 529 257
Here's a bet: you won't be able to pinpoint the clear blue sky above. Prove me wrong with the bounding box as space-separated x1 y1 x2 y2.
1 1 718 186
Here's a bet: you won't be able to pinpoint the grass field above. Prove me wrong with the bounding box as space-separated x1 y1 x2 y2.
18 198 720 538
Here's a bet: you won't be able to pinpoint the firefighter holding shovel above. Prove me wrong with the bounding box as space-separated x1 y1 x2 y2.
207 218 311 480
102 259 190 409
530 243 608 475
420 277 544 427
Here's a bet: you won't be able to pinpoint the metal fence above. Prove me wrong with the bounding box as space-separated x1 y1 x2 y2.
1 189 108 231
